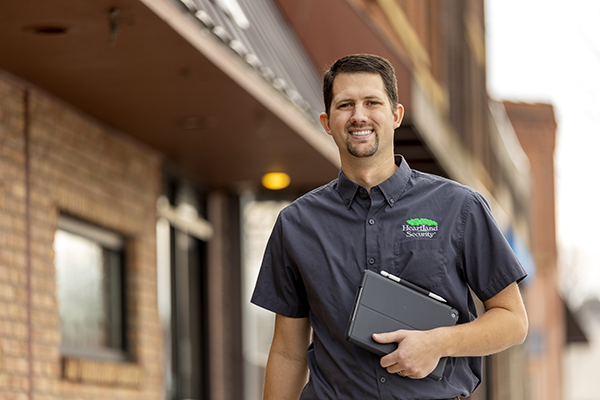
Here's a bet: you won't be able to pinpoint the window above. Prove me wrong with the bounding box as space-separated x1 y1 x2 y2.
53 215 127 361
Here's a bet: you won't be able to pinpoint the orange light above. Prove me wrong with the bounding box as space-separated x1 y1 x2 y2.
261 172 290 190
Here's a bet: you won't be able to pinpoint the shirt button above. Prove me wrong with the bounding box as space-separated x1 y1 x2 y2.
368 219 375 225
379 377 386 384
359 188 365 194
368 258 376 265
389 198 395 204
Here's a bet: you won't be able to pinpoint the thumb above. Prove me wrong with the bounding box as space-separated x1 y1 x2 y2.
373 330 406 344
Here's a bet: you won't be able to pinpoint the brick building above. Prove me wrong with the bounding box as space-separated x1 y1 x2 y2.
0 1 563 400
504 101 562 400
1 76 163 398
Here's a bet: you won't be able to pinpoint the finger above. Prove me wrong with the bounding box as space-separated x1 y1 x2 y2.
373 331 405 344
386 363 407 376
379 348 402 369
382 362 401 375
380 355 396 369
372 333 384 343
373 332 395 343
398 370 415 379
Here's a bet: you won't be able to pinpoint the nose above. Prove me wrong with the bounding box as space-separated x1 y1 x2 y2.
350 104 368 124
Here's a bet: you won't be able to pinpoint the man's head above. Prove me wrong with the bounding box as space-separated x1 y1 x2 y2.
322 54 398 116
319 54 404 163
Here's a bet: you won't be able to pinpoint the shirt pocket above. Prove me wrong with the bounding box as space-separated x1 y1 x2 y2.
392 239 446 291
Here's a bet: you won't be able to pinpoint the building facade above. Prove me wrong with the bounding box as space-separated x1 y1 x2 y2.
504 101 562 400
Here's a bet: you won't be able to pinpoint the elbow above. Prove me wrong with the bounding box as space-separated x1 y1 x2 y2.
514 309 529 345
504 302 529 347
507 286 529 346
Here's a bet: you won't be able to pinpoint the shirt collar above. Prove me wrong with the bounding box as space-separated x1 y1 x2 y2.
337 155 412 209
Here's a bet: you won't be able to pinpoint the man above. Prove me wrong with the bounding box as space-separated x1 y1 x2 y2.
251 54 528 399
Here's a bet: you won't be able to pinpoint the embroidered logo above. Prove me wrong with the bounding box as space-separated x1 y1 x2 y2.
403 218 438 238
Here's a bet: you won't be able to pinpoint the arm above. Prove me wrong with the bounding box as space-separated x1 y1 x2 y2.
374 281 528 379
263 314 311 400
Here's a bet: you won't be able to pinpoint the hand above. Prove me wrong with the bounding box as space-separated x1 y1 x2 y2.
373 329 443 379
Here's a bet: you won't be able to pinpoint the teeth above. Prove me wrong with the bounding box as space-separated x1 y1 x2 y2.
351 130 372 136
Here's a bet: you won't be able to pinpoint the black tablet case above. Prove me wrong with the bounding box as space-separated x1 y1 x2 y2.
345 269 459 381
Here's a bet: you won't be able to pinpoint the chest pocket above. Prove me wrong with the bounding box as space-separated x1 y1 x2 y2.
393 240 446 291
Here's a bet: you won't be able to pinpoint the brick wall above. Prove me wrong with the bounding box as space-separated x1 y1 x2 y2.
0 69 29 400
0 71 163 400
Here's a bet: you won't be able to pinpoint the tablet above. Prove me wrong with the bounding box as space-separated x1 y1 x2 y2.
345 269 459 381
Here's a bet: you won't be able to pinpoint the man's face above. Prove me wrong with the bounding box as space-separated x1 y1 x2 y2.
320 73 403 161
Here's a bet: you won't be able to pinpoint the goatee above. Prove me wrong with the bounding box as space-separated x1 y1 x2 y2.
347 133 379 157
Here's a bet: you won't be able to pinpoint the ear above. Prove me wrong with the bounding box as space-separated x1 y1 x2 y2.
393 104 404 129
319 112 332 136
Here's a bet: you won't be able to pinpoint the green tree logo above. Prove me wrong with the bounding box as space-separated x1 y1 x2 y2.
406 218 438 227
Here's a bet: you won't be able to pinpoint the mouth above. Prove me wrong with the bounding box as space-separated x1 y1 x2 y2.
349 129 374 137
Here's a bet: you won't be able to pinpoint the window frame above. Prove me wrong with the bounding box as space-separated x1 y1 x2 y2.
55 214 128 362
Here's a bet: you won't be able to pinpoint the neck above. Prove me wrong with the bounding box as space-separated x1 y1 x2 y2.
341 154 397 193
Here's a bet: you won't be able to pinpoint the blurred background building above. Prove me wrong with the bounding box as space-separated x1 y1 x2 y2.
0 0 584 399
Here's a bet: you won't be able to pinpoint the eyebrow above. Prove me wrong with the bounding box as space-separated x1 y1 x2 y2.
334 95 384 105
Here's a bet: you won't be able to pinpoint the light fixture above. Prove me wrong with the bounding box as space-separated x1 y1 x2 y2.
261 172 290 190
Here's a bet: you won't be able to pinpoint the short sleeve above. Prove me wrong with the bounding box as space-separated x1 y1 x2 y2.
460 192 527 302
250 213 310 318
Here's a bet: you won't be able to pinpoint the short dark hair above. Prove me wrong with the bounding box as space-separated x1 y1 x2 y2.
322 54 398 116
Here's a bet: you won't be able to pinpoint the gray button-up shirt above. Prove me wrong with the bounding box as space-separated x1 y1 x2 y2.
251 157 526 399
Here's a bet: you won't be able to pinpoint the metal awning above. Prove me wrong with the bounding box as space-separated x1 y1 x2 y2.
176 0 325 123
0 0 340 192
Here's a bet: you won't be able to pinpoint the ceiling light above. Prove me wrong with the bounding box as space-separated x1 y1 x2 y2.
262 172 290 190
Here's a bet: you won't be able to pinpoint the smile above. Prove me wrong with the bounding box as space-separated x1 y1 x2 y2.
350 129 373 137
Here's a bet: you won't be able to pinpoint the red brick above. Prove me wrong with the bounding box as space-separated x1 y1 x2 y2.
0 74 162 399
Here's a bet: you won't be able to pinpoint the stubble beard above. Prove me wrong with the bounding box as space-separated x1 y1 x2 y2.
347 131 379 158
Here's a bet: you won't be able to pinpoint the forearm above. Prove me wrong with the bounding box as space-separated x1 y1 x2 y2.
436 301 528 358
263 315 311 400
438 282 528 358
377 282 528 378
263 348 308 400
